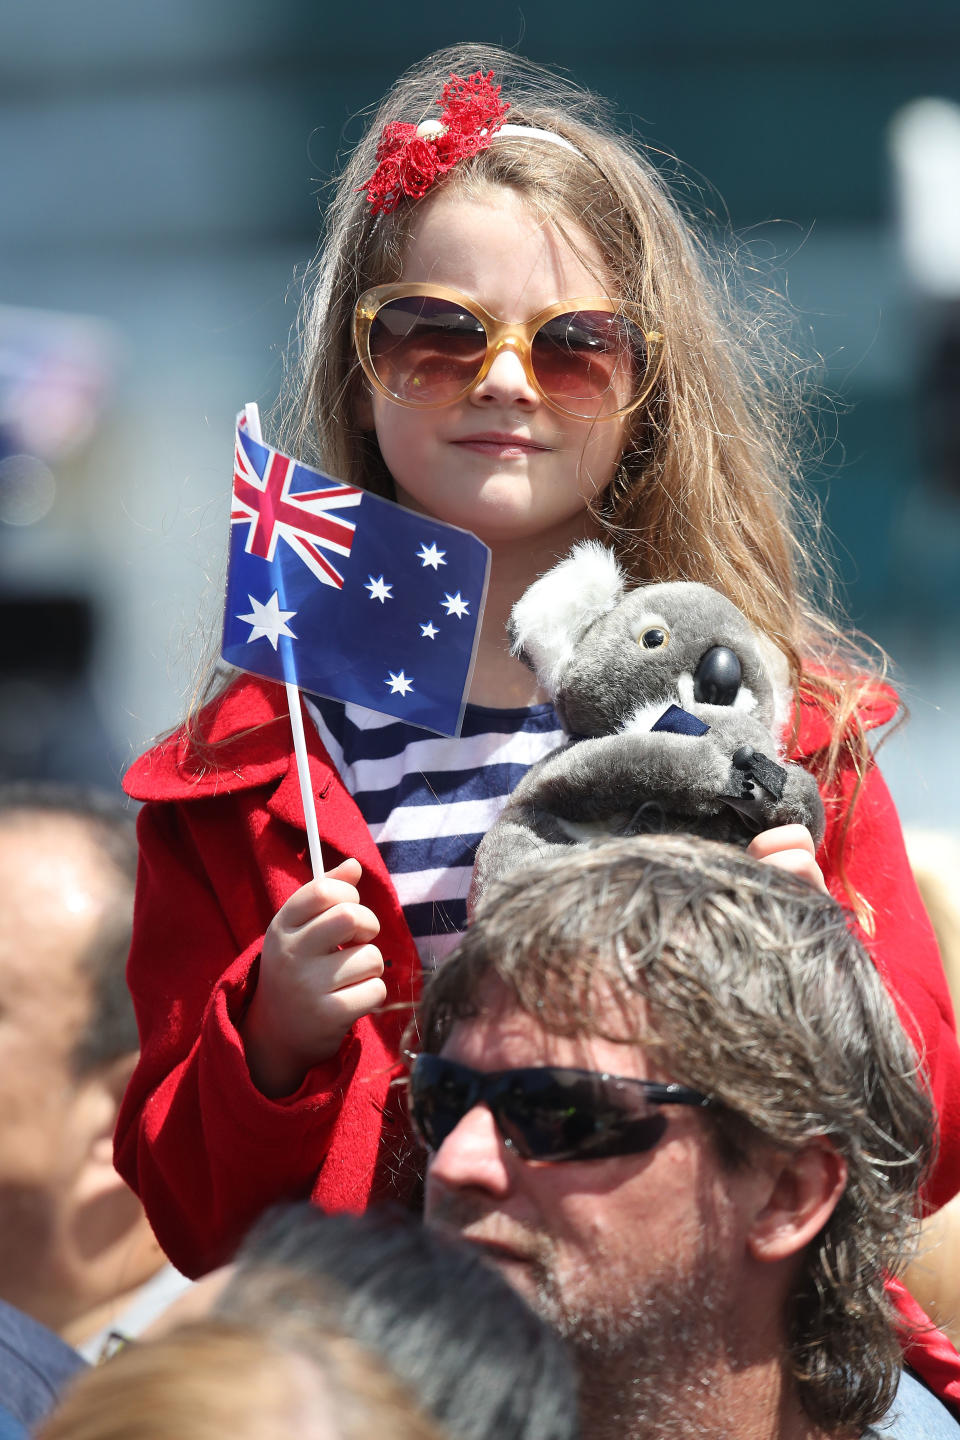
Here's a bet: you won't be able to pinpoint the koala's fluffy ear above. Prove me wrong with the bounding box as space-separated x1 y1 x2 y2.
508 542 626 695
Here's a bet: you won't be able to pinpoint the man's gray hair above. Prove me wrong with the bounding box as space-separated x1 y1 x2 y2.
415 835 935 1435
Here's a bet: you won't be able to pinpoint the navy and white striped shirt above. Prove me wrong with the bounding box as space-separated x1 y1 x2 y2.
305 695 564 970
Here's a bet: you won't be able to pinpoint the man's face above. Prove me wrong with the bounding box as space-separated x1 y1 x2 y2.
0 818 103 1307
423 987 767 1366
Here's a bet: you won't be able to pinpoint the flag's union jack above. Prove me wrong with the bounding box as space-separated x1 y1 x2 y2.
223 416 491 734
231 427 362 589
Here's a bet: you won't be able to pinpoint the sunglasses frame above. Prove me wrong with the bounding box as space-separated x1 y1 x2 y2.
408 1053 712 1165
353 282 665 421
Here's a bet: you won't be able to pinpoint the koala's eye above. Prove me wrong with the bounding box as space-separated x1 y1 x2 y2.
693 646 742 705
638 626 669 650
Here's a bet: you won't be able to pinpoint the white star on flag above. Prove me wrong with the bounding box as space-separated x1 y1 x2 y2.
386 670 414 696
417 541 447 570
237 592 297 650
420 621 439 640
441 592 470 619
366 575 393 603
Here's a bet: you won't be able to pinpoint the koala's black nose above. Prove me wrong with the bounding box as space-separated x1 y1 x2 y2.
693 646 742 705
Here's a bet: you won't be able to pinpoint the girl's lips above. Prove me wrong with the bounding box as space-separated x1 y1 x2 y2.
452 433 551 457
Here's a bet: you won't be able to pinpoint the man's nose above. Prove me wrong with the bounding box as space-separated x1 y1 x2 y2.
425 1103 514 1198
470 343 539 408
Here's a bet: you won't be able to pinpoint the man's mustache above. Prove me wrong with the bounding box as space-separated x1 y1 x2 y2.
426 1191 548 1267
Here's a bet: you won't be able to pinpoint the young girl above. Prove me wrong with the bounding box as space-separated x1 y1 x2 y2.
116 45 960 1280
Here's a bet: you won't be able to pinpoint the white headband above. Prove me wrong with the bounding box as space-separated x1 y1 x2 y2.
495 123 584 158
415 118 583 160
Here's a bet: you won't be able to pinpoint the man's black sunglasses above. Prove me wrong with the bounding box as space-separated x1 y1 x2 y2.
408 1053 712 1164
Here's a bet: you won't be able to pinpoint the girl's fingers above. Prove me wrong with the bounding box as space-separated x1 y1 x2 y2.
326 857 362 883
319 942 385 993
748 826 827 894
318 976 389 1031
760 849 827 892
277 874 363 927
747 824 816 862
293 902 381 955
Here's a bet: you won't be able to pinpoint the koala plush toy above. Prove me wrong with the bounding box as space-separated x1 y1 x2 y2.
471 542 825 908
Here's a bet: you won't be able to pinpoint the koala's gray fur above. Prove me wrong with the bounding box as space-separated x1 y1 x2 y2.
470 542 825 910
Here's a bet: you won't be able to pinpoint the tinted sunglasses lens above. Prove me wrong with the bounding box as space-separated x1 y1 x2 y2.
532 310 649 417
409 1055 476 1152
410 1058 670 1163
494 1069 604 1159
368 296 487 404
494 1069 667 1161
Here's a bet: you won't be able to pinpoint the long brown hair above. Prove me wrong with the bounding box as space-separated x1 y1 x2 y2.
198 45 890 883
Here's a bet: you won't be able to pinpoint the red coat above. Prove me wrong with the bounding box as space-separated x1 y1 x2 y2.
117 677 423 1276
117 674 960 1281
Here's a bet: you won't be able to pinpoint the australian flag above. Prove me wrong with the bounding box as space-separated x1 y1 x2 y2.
222 418 490 736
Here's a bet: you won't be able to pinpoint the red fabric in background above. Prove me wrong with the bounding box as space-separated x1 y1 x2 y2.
794 688 960 1213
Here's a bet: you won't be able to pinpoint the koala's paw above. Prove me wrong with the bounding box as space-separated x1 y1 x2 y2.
774 764 826 846
723 748 825 846
469 806 569 917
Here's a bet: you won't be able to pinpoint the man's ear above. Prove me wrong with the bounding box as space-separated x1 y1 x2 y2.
82 1053 139 1172
747 1140 848 1264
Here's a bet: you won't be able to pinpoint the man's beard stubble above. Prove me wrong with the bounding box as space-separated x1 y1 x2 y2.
561 1253 736 1440
427 1192 738 1440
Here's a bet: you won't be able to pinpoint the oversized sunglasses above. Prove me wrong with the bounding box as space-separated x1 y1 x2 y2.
354 283 664 420
408 1053 711 1164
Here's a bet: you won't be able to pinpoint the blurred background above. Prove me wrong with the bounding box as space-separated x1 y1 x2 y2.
2 0 959 826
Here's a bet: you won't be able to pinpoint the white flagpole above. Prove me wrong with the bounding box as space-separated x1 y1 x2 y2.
243 402 325 878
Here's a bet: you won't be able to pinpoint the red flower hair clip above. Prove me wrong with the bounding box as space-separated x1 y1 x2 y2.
361 69 510 216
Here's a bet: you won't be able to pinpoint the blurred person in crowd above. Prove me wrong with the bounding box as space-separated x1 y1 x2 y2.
419 835 959 1440
0 1297 84 1438
217 1205 578 1440
36 1318 444 1440
0 785 190 1383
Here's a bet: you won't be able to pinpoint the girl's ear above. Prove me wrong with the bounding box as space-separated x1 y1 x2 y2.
508 541 625 694
353 384 374 431
746 1140 848 1265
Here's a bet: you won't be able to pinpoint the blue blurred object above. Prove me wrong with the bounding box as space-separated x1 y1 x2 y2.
0 1298 86 1431
0 1406 27 1440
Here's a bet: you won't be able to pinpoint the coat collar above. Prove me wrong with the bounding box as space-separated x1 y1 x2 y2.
125 673 417 961
124 676 335 805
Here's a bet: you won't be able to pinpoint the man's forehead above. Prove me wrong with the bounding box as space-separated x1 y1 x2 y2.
0 818 106 995
439 983 658 1079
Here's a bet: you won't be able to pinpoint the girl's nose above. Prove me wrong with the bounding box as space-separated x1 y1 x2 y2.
470 344 539 409
424 1104 514 1199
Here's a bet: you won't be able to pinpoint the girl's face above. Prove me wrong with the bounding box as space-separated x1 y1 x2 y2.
367 186 629 550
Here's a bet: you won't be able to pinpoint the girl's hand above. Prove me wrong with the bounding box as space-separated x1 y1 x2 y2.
242 858 386 1098
747 824 827 894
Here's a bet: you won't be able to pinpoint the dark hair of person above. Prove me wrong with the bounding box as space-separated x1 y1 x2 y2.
218 1204 580 1440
